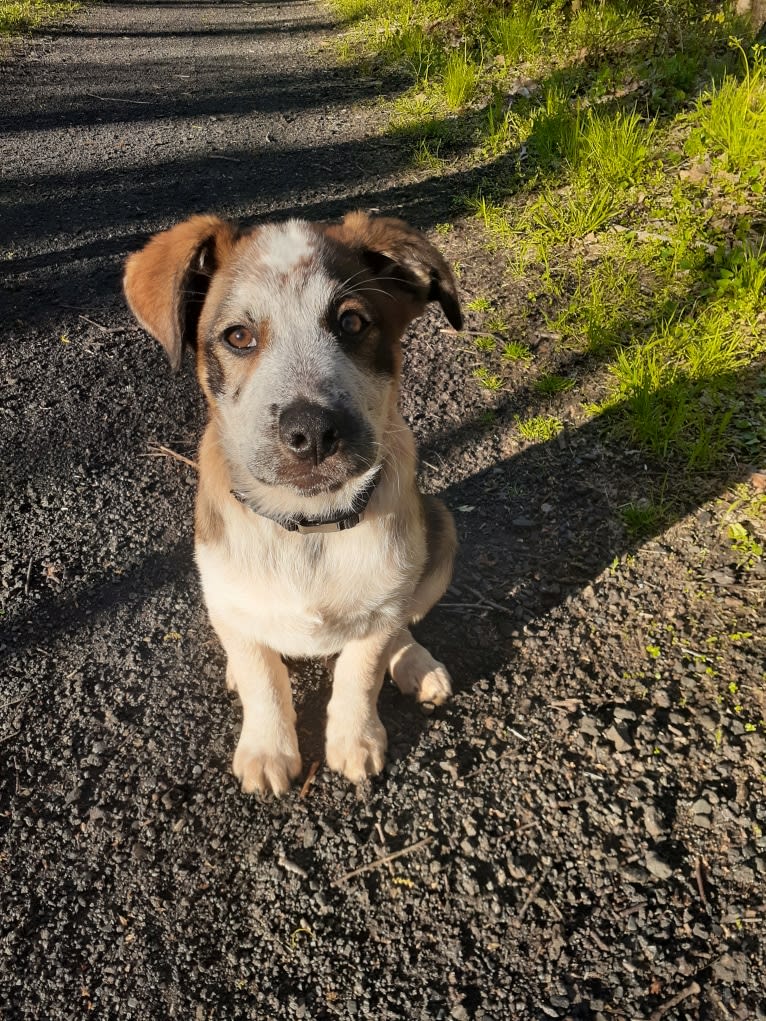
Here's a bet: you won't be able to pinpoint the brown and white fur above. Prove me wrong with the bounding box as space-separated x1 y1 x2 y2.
123 211 462 796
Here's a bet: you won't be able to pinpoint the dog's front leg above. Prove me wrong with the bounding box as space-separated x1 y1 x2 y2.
211 619 301 796
326 631 391 783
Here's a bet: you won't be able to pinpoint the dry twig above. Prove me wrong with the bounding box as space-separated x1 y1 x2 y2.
144 444 199 470
86 93 152 105
332 837 431 886
78 315 125 334
694 858 709 911
648 981 700 1021
299 760 320 799
517 869 549 923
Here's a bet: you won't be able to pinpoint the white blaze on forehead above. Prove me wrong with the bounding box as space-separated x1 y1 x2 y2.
258 219 315 274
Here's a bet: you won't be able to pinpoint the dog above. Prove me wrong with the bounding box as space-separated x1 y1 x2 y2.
123 211 462 795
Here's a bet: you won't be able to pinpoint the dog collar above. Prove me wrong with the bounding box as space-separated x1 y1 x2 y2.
231 472 380 534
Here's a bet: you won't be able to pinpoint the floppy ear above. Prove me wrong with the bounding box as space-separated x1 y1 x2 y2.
123 214 237 371
329 212 463 331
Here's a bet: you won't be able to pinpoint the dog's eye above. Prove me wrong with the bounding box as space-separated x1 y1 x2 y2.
338 310 367 336
223 326 257 351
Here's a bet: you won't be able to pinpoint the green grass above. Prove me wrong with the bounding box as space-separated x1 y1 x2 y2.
501 341 533 362
473 366 504 391
515 414 563 442
0 0 78 35
442 49 480 109
687 42 766 172
474 335 496 352
534 373 575 395
620 501 666 537
333 0 766 487
466 296 493 313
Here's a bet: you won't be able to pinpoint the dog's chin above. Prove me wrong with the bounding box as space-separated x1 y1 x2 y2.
238 458 379 520
285 475 347 498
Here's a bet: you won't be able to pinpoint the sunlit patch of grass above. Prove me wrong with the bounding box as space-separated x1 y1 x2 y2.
441 49 480 110
467 194 514 245
687 43 766 172
582 108 656 185
594 247 766 468
728 521 764 569
486 6 545 66
523 185 619 246
553 254 648 354
0 0 78 35
466 295 492 313
515 414 563 442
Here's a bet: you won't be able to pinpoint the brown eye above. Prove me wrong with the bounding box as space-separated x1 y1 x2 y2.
339 309 367 336
223 325 257 351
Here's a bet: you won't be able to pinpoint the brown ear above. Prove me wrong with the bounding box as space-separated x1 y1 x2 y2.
123 215 237 371
328 212 463 331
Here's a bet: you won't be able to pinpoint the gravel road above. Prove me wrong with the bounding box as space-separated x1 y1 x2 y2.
1 2 765 1019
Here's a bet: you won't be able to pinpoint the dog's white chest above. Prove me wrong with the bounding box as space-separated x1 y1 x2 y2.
196 517 417 658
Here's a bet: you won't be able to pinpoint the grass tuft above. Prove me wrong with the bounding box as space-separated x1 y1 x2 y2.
515 414 563 442
0 0 78 35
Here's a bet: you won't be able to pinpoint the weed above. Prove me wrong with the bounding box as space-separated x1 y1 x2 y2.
486 6 544 66
523 186 619 248
582 108 656 185
534 373 575 395
413 138 446 170
485 311 510 334
468 194 513 243
466 296 492 313
515 414 563 441
621 501 665 537
434 222 453 235
442 49 480 110
728 522 764 568
474 336 496 352
473 367 504 391
501 341 533 362
687 44 766 172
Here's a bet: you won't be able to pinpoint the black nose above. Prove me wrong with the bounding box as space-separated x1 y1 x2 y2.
278 401 343 465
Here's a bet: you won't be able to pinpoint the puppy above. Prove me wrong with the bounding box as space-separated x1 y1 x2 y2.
124 212 462 795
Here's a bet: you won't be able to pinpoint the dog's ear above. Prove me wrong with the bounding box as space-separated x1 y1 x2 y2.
123 215 237 372
329 212 463 331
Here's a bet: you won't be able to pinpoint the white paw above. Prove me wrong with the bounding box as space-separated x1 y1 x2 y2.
325 713 387 784
232 732 301 796
390 643 453 705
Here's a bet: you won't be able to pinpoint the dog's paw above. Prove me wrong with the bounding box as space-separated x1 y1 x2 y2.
233 733 302 796
390 643 452 705
325 714 387 784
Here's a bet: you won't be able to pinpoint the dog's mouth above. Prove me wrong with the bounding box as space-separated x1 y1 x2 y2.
234 459 382 529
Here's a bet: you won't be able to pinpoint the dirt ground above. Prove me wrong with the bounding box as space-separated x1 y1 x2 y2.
1 2 765 1019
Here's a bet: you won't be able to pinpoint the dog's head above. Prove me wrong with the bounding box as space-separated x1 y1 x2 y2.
124 212 461 510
